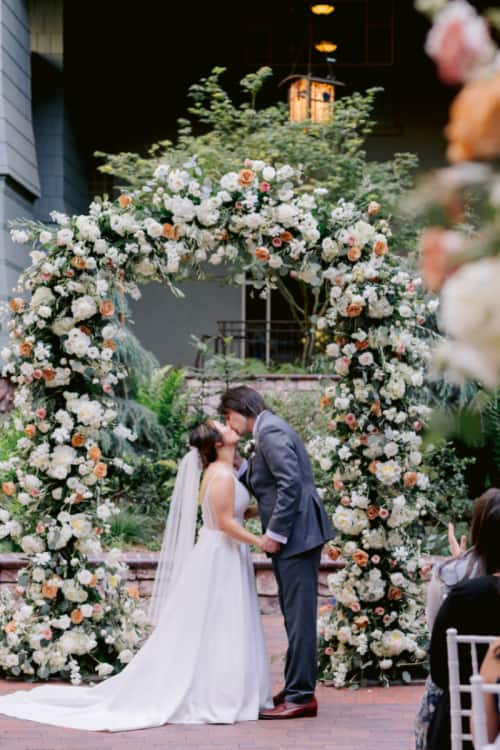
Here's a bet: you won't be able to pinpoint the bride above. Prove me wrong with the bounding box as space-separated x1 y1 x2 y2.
0 420 273 730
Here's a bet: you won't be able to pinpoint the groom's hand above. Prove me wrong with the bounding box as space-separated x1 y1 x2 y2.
260 534 281 554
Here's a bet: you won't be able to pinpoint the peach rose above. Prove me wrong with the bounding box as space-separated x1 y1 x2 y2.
368 460 380 475
238 169 255 187
4 621 17 633
318 604 334 615
280 231 293 243
327 546 342 561
162 223 179 240
93 462 108 479
42 368 56 382
319 395 332 409
324 646 334 656
126 585 140 599
103 339 117 351
88 574 98 587
352 549 369 567
88 445 101 461
403 471 418 489
419 227 464 293
8 298 24 313
79 325 91 336
346 303 363 318
388 586 403 601
446 74 500 163
72 433 86 448
255 247 270 262
350 602 361 613
70 609 84 625
19 341 32 357
99 300 115 318
71 256 86 270
41 583 58 599
368 201 381 216
2 481 16 496
347 246 361 262
25 424 37 438
118 194 132 209
373 239 388 257
344 413 357 429
370 400 381 417
354 615 370 629
366 505 379 520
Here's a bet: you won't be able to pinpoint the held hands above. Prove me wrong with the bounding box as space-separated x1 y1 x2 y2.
259 533 281 554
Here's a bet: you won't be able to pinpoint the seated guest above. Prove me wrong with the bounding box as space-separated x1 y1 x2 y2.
416 489 500 750
473 637 500 745
427 491 500 750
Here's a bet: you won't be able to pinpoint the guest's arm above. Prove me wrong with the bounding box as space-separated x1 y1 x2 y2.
430 586 462 690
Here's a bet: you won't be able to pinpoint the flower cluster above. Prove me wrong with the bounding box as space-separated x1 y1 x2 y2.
412 0 500 387
307 202 436 685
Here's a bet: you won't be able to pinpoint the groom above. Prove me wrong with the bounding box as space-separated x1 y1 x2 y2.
220 386 334 719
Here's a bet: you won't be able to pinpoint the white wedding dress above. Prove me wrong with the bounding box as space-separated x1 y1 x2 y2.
0 475 273 730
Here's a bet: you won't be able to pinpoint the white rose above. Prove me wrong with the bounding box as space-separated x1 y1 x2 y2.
21 534 46 554
358 352 374 366
375 460 401 486
96 662 114 676
71 296 98 322
30 287 55 309
262 166 276 181
70 515 93 538
48 445 76 480
57 228 74 246
118 649 134 664
326 343 340 358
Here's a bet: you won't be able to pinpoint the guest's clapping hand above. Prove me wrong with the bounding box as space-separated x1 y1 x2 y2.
448 523 467 558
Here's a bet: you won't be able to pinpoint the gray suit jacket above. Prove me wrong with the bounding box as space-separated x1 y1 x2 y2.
242 410 334 559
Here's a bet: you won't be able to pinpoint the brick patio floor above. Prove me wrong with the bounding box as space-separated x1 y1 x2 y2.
0 614 422 750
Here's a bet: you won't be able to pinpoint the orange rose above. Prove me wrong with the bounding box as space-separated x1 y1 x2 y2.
8 298 24 313
25 424 37 439
419 227 464 293
79 325 91 336
162 223 179 240
87 445 101 461
41 583 58 599
126 585 140 599
2 481 16 496
103 339 117 351
255 247 270 261
327 546 342 561
346 303 363 318
370 400 381 417
355 340 369 351
93 462 107 479
42 368 56 382
352 549 369 567
319 395 332 409
4 621 17 633
403 471 418 488
72 433 86 448
347 246 361 262
368 460 380 475
280 231 293 243
238 169 255 187
72 492 85 504
368 202 381 216
99 300 115 318
446 74 500 163
373 239 388 257
70 609 84 624
118 194 132 209
71 256 86 270
354 615 370 629
388 586 403 601
19 341 32 357
366 505 380 520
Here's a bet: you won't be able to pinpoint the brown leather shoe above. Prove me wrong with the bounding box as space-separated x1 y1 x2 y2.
259 697 318 720
273 689 286 706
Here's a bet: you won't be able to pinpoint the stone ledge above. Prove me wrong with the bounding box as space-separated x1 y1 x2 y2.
0 552 344 613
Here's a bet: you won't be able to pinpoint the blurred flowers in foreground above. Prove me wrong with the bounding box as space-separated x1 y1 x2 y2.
409 0 500 388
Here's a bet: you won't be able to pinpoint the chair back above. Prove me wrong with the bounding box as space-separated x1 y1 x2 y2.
447 628 498 750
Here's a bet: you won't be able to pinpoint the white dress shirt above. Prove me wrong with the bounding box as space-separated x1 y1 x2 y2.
237 412 287 545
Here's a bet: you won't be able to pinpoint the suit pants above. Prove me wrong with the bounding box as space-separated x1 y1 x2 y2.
271 546 322 704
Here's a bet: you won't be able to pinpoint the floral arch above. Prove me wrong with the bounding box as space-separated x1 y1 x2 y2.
0 157 437 686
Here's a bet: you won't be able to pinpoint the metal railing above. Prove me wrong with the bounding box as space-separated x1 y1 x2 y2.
216 320 304 364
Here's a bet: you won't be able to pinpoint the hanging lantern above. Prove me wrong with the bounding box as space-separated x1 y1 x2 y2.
310 3 335 14
314 40 337 53
282 74 344 123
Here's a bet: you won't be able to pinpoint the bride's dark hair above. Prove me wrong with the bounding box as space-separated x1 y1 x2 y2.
189 423 223 469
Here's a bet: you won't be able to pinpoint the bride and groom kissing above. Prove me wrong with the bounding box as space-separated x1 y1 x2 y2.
0 386 334 731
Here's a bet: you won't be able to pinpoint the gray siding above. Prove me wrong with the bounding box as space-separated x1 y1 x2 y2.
0 0 40 196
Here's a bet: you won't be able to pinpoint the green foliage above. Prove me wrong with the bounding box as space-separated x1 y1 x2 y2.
107 510 159 549
96 67 418 236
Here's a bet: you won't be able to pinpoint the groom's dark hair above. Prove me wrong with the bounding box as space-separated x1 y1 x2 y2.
219 386 268 418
